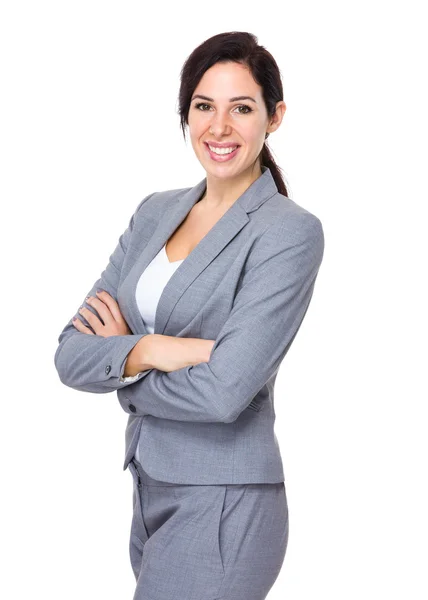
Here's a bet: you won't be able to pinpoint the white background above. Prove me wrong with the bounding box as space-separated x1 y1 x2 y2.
1 1 426 598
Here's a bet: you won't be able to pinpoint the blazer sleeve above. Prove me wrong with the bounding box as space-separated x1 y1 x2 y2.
53 192 157 394
118 214 325 422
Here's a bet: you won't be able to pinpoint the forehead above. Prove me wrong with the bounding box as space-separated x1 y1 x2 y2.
194 62 261 99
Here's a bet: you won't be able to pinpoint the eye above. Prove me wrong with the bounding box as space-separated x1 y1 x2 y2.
194 103 211 111
194 102 253 114
234 105 253 114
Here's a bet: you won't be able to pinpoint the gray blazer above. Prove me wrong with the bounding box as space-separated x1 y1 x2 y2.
54 166 324 484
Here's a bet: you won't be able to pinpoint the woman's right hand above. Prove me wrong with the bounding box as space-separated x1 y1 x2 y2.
142 334 215 373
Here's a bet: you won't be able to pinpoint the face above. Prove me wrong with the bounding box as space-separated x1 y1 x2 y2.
188 61 285 180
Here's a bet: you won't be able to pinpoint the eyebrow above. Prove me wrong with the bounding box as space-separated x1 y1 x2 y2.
191 94 257 103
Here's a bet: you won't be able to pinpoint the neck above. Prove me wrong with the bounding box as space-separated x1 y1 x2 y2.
199 164 263 211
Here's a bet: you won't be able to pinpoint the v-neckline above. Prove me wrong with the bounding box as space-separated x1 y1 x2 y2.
163 243 185 265
119 165 277 337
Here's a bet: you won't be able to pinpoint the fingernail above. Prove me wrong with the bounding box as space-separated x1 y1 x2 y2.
96 288 104 293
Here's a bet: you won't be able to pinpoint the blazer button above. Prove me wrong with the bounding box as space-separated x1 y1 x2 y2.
129 404 137 413
105 365 111 375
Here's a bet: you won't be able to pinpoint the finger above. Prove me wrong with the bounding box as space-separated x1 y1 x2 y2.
77 306 103 335
72 316 95 335
95 290 123 322
85 295 114 326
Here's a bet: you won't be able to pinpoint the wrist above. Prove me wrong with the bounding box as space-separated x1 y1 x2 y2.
122 335 154 378
137 334 154 370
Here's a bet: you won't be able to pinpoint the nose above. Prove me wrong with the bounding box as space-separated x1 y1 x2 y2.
208 110 233 137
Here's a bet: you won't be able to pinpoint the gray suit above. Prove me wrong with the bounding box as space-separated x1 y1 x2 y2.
54 166 324 483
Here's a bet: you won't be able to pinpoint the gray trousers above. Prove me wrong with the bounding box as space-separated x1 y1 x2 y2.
128 458 289 600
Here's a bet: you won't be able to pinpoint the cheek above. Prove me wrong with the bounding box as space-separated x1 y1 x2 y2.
188 120 206 142
238 119 266 143
189 110 207 129
242 129 265 147
189 131 202 149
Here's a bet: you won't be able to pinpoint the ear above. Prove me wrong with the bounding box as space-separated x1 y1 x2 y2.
267 101 287 135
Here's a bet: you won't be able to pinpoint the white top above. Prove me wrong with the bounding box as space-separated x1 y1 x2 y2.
119 243 184 463
135 243 184 333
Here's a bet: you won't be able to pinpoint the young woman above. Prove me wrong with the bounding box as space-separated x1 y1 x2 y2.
55 31 325 600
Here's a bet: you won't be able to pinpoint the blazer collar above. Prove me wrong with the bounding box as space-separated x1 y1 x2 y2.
179 163 278 214
122 165 278 335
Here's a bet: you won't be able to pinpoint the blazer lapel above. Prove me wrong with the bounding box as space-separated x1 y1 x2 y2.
123 166 278 335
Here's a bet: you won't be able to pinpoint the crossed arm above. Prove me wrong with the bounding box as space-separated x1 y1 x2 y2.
122 334 214 378
118 216 325 424
53 190 215 393
55 206 324 424
53 192 156 393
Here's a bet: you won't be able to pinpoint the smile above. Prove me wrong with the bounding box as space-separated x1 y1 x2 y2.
204 143 241 162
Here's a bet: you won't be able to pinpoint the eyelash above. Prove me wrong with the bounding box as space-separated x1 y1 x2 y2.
194 102 253 115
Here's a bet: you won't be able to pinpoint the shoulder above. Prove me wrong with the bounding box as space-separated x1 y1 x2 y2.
134 186 183 212
255 191 324 246
247 192 325 269
132 186 188 222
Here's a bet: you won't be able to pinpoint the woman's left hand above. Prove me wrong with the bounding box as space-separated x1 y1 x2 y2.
72 290 132 337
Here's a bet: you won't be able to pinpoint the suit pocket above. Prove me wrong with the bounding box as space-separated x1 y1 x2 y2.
217 485 248 576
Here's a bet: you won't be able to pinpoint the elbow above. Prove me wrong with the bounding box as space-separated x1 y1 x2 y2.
54 344 67 386
53 357 73 390
53 344 86 392
53 328 81 386
218 405 244 423
215 389 261 423
214 394 246 424
53 331 117 394
204 381 237 423
219 412 237 424
54 343 78 390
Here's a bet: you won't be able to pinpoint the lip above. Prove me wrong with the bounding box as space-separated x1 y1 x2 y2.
204 141 241 148
204 142 241 162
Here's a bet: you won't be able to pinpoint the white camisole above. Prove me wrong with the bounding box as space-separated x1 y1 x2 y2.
123 243 184 463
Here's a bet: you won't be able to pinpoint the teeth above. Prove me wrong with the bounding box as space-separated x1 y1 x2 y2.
208 144 238 155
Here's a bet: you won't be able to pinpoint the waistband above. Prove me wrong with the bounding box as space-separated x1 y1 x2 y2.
130 457 284 489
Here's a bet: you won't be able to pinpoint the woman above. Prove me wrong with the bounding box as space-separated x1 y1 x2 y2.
54 31 324 600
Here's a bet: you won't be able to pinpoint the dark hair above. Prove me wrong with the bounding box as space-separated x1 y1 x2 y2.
177 31 288 197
